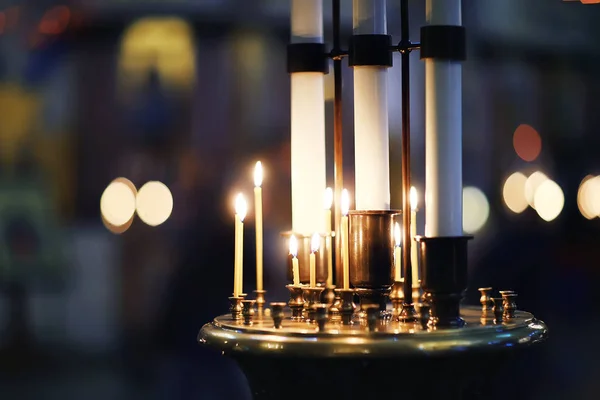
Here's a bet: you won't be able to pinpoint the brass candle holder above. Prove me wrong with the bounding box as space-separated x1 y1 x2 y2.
286 284 305 321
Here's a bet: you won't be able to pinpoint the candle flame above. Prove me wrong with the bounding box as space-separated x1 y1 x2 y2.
235 193 247 221
341 189 350 216
410 186 418 210
311 233 320 253
394 222 401 247
324 187 333 210
289 235 298 257
254 161 263 187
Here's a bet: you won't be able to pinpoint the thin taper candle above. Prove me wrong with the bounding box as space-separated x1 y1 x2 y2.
394 222 402 282
310 233 320 287
324 188 333 286
410 187 419 287
254 162 264 291
341 189 350 289
234 194 247 296
290 235 300 286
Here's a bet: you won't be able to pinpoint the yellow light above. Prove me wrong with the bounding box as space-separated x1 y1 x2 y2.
502 172 528 214
324 187 333 210
341 189 350 216
409 186 418 210
235 193 247 222
311 233 320 253
100 178 137 228
254 161 263 187
462 186 489 234
524 171 549 209
533 180 564 222
394 222 401 247
135 181 173 227
289 235 298 257
578 175 597 219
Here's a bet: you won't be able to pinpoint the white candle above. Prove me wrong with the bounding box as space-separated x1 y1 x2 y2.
289 235 300 286
352 0 390 211
291 0 327 235
424 0 463 237
310 233 320 288
394 222 402 282
324 187 333 286
341 189 350 289
254 161 264 291
234 194 247 297
410 187 419 287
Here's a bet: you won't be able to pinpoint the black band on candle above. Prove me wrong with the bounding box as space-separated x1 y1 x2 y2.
348 34 393 67
287 43 329 74
420 25 466 61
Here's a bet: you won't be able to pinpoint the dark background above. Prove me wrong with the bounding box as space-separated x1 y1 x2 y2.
0 0 599 399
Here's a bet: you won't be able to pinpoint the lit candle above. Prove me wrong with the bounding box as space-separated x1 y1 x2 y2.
353 0 390 210
324 187 333 286
410 187 419 287
289 235 300 286
310 232 320 288
291 0 327 235
234 194 247 297
254 161 264 291
341 189 350 289
394 222 402 282
424 0 463 237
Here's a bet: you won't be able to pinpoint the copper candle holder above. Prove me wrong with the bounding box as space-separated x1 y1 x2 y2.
282 232 330 285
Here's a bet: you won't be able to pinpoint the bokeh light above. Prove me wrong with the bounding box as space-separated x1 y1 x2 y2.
100 178 137 233
502 172 528 214
136 181 174 226
533 180 564 222
578 175 600 219
513 124 542 162
524 171 549 209
463 186 489 234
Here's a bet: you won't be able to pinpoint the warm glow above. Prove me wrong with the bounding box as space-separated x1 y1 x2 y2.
409 187 418 210
289 235 298 258
524 171 549 209
578 175 599 219
534 180 564 222
462 187 489 234
394 222 401 247
136 181 173 226
513 124 542 162
100 178 137 229
235 193 248 222
341 189 350 216
503 172 528 214
254 161 263 187
324 187 333 210
311 233 320 253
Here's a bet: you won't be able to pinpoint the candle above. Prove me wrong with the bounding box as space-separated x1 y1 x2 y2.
291 0 327 235
410 187 419 287
353 0 390 210
310 232 320 288
394 222 402 282
341 189 350 289
324 187 333 286
424 0 463 237
289 235 300 286
254 161 264 291
233 193 247 297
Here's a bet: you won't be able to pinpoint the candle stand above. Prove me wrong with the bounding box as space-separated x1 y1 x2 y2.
200 0 549 398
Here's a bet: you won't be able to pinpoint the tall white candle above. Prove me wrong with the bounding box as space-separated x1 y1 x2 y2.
289 235 300 286
234 194 247 296
353 0 390 211
254 161 264 291
310 233 320 288
324 188 333 286
394 222 402 282
341 189 350 289
424 0 463 237
291 0 327 235
410 187 419 286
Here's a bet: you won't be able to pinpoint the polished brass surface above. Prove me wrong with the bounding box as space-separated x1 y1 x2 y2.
199 305 548 358
254 289 266 317
304 287 325 322
242 300 256 326
502 293 518 320
491 297 503 322
478 287 492 315
314 304 329 332
270 302 286 329
389 281 404 320
229 296 245 321
336 288 356 326
286 285 305 321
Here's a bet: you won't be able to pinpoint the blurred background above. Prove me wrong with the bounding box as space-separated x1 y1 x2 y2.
0 0 599 399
